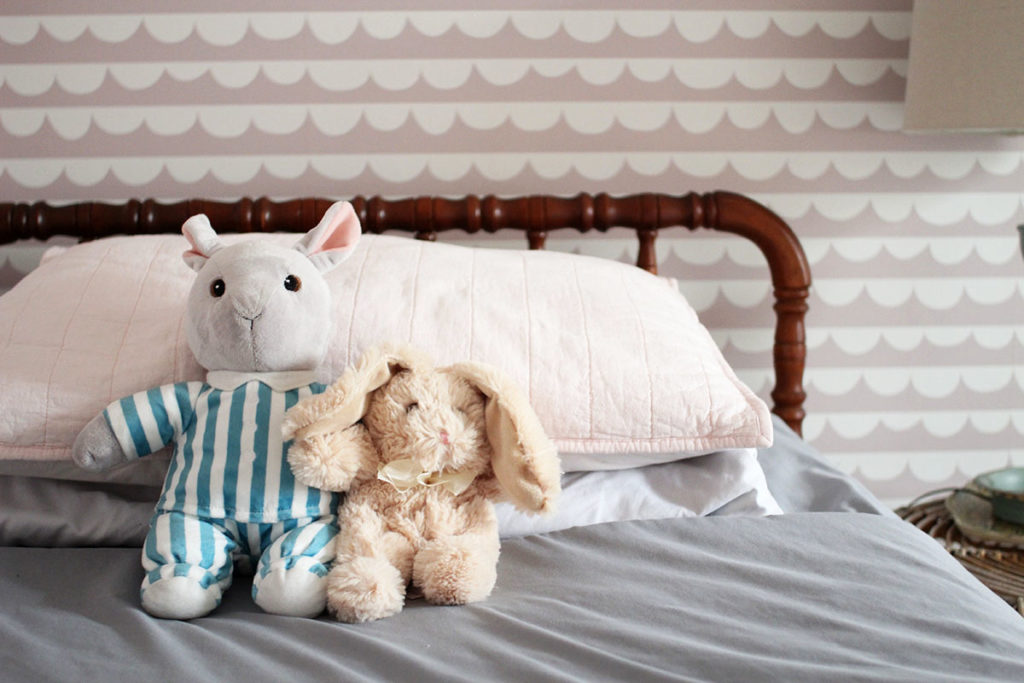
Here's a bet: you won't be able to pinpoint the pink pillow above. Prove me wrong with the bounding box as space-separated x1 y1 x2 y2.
0 234 771 472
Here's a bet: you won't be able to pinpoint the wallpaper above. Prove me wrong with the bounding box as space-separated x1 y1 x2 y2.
2 0 1024 505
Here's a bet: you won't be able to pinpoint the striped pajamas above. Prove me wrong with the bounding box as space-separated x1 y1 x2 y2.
104 378 340 616
142 511 338 608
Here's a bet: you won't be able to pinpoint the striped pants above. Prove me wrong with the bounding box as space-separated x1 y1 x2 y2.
141 511 337 618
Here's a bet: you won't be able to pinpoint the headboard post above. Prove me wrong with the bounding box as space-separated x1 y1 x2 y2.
636 229 658 273
698 192 811 434
0 191 811 436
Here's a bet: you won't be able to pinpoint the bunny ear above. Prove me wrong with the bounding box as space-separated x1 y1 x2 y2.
285 344 429 442
449 362 561 515
294 200 362 273
181 214 222 272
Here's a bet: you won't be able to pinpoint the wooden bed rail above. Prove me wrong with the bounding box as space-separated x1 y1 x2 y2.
0 192 810 435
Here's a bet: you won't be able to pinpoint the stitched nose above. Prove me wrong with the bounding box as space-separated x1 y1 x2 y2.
439 430 450 445
231 294 265 327
233 306 263 330
228 282 268 318
233 300 262 319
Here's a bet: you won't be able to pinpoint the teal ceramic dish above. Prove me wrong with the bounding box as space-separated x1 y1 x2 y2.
973 468 1024 526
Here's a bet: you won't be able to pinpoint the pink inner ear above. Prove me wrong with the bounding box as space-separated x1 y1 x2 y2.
309 202 361 255
182 214 217 262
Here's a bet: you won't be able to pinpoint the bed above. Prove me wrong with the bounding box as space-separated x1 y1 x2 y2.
2 191 1023 682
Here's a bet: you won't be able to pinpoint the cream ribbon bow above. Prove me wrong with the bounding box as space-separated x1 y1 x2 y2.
377 458 476 495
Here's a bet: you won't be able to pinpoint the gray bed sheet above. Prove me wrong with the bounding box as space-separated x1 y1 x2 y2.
3 512 1023 682
0 416 889 547
758 415 894 516
7 416 1020 680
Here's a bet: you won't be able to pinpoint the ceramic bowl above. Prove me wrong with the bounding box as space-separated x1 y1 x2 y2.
974 468 1024 525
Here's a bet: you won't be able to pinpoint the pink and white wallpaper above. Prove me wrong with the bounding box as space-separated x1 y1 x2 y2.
3 1 1024 505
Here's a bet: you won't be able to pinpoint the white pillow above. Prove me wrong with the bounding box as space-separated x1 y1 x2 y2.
0 233 771 473
496 448 782 538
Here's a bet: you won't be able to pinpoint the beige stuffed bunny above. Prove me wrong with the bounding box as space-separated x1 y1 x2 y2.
282 345 561 623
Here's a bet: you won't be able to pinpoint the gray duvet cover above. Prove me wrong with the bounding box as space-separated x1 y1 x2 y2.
3 512 1023 682
3 418 1021 681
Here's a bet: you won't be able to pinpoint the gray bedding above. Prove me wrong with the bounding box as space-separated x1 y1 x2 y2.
3 513 1023 682
758 416 895 516
3 417 1022 681
0 417 888 547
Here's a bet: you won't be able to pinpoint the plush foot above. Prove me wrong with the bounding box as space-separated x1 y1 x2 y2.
326 556 405 623
413 539 497 606
253 559 328 618
142 575 222 620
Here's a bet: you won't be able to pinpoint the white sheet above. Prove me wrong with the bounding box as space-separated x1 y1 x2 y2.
497 447 780 537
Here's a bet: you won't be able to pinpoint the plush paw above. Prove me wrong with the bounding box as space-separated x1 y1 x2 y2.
413 538 498 606
142 575 222 620
326 556 405 623
281 384 348 440
71 413 127 472
287 425 373 492
253 559 328 618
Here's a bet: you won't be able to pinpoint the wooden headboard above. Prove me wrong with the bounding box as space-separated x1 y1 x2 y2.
0 191 811 436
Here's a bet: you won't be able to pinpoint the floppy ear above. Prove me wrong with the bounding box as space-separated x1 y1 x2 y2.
449 362 561 515
181 214 221 272
294 200 362 273
284 344 430 442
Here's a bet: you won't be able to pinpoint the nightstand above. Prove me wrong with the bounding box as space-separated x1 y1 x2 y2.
898 496 1024 616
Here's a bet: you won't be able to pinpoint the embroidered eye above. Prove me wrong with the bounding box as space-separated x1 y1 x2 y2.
405 402 419 413
210 279 226 297
284 275 301 292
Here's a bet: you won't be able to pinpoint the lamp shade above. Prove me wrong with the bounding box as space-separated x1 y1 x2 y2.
903 0 1024 133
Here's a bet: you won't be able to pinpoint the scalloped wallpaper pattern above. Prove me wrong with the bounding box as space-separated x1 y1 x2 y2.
3 0 1024 505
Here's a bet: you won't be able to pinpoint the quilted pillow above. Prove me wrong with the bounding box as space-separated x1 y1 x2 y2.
0 233 771 473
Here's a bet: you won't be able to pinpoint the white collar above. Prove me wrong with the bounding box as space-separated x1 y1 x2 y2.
206 369 317 392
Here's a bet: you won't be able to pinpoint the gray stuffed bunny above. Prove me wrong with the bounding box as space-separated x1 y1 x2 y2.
71 201 361 619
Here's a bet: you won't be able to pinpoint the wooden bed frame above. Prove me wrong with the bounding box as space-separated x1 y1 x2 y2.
0 191 811 436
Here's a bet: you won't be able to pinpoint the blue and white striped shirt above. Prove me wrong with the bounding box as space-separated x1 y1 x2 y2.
104 379 338 523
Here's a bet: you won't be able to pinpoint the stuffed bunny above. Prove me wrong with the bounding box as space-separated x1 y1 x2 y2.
282 344 561 623
71 201 361 620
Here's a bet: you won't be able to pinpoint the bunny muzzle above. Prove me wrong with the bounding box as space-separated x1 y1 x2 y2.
406 406 488 475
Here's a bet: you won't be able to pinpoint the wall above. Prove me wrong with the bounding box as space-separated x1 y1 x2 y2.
2 1 1023 506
